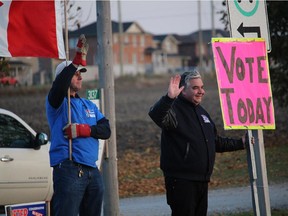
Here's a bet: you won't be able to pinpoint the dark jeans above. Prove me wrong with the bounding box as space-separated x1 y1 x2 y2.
165 177 208 216
52 160 104 216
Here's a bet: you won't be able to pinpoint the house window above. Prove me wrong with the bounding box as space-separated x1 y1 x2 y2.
133 54 137 64
94 54 98 65
124 35 129 44
114 34 118 44
200 43 205 55
69 38 78 49
113 53 118 63
140 36 145 47
165 41 172 52
133 35 137 47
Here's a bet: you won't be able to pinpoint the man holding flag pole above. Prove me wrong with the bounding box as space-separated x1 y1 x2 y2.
1 1 111 215
46 34 111 216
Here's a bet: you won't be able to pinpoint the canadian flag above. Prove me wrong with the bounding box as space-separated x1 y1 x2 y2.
0 0 65 59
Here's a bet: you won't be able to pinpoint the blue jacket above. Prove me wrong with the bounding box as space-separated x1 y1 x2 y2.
149 94 244 182
46 63 111 167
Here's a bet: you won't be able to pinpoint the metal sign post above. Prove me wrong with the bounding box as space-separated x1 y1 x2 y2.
246 130 260 215
246 130 271 216
86 89 107 170
252 130 271 215
226 1 272 215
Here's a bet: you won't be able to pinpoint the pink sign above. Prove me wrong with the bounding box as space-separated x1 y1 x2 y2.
212 38 275 129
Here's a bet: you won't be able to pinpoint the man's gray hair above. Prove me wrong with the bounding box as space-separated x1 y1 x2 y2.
179 69 201 88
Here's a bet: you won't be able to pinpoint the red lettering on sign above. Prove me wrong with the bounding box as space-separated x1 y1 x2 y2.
12 208 28 216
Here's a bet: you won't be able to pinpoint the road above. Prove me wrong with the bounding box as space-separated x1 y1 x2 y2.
1 183 287 216
119 183 288 216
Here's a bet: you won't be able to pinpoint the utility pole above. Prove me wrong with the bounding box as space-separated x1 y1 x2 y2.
211 0 216 37
210 0 216 74
198 0 203 76
96 1 120 215
118 0 124 76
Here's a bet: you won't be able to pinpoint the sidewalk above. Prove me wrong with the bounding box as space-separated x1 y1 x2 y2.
119 182 288 216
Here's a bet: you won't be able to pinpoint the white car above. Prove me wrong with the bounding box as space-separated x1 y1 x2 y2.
0 108 53 209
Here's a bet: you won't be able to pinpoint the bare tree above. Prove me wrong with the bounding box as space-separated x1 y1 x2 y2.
0 57 10 75
61 0 83 30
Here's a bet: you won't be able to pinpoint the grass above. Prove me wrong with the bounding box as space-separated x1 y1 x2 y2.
266 144 288 183
211 143 288 188
118 144 288 198
210 208 288 216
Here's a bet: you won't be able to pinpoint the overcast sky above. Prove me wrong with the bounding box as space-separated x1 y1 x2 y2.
75 0 226 35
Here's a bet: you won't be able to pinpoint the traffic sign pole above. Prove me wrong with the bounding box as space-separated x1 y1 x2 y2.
252 130 271 216
86 89 107 170
227 0 272 215
246 130 271 216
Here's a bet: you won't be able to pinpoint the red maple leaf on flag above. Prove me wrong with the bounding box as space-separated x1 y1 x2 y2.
0 1 3 7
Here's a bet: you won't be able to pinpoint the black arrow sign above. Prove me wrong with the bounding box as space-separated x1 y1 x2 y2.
237 22 261 37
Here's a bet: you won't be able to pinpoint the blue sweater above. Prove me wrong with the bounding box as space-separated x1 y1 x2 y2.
46 63 111 167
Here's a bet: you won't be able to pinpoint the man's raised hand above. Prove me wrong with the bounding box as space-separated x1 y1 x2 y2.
72 34 89 66
167 74 184 99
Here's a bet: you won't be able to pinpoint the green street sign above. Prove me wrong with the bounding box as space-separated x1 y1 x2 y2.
86 89 100 100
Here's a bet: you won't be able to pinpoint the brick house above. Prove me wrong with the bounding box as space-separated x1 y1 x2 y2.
175 29 229 74
68 21 155 78
5 21 228 85
150 34 190 74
